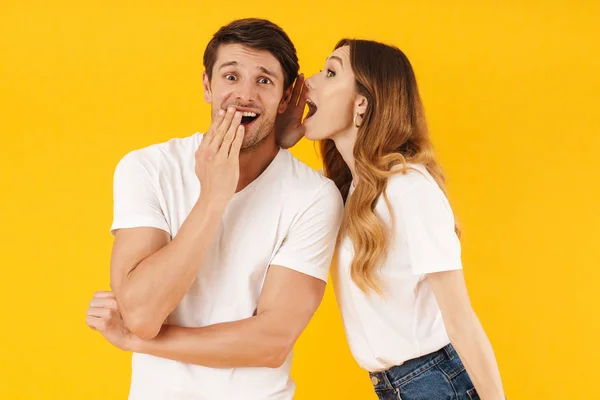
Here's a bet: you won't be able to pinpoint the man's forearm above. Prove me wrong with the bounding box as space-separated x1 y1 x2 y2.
127 313 291 369
117 196 226 338
449 313 505 400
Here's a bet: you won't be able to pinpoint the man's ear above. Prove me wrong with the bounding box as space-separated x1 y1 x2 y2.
278 86 293 114
202 72 212 103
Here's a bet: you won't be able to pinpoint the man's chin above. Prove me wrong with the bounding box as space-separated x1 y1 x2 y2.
240 131 271 152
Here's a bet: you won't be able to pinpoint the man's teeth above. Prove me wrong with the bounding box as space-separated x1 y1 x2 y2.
242 112 257 117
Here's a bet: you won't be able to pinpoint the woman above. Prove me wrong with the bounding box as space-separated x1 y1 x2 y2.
277 39 506 400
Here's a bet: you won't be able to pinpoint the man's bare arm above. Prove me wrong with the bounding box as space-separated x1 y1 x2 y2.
110 198 227 340
125 265 326 368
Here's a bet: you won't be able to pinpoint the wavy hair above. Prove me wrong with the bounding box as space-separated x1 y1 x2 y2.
321 39 459 294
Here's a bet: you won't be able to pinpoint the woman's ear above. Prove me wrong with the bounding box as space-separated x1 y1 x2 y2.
354 95 368 116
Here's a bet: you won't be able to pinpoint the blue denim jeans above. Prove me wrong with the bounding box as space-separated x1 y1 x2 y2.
369 344 480 400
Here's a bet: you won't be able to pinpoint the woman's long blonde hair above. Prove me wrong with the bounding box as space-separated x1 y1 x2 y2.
321 39 459 295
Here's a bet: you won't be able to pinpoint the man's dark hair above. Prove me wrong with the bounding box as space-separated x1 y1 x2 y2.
203 18 299 90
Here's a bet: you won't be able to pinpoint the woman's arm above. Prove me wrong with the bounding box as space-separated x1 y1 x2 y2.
427 270 506 400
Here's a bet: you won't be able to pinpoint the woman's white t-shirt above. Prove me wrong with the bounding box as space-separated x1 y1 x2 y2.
332 164 462 372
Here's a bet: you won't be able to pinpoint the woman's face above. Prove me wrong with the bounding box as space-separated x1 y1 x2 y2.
303 46 358 141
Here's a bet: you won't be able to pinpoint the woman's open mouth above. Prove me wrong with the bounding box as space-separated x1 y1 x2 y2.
305 99 318 119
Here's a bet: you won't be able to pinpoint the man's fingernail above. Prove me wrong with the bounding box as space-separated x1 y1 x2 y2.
228 107 235 113
218 109 225 116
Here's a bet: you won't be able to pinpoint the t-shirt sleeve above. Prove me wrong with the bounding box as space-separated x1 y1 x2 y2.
109 152 171 236
270 181 344 282
394 181 462 275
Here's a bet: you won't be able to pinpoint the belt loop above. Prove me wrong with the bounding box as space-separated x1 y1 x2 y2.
382 370 395 390
443 343 455 360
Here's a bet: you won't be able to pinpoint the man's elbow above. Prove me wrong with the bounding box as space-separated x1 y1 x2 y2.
125 314 162 340
119 302 163 340
115 289 164 340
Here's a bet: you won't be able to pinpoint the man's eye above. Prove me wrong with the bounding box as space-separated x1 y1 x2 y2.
258 77 272 84
225 74 236 81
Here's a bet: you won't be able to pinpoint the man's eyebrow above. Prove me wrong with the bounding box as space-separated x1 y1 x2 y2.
219 61 238 69
258 66 279 79
218 61 281 81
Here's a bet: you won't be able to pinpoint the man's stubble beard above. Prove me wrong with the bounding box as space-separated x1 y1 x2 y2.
240 115 276 153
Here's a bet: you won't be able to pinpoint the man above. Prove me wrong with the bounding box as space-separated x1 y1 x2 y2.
85 18 343 400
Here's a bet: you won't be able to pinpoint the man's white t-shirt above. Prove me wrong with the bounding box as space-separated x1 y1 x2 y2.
110 132 343 400
332 164 462 372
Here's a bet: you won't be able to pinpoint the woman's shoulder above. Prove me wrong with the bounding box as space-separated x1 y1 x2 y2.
385 163 455 222
386 163 438 197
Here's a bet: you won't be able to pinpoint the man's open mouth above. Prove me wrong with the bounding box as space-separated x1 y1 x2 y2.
241 111 260 125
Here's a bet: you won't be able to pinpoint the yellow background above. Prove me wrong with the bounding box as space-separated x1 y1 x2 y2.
1 1 598 399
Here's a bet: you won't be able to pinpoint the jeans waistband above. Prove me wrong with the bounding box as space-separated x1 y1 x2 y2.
368 343 456 391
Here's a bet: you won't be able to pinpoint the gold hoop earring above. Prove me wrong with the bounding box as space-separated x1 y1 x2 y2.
354 113 361 128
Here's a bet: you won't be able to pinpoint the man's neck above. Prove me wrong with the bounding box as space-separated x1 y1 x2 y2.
236 136 280 193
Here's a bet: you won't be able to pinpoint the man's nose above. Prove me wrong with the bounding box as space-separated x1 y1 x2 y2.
234 80 257 104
